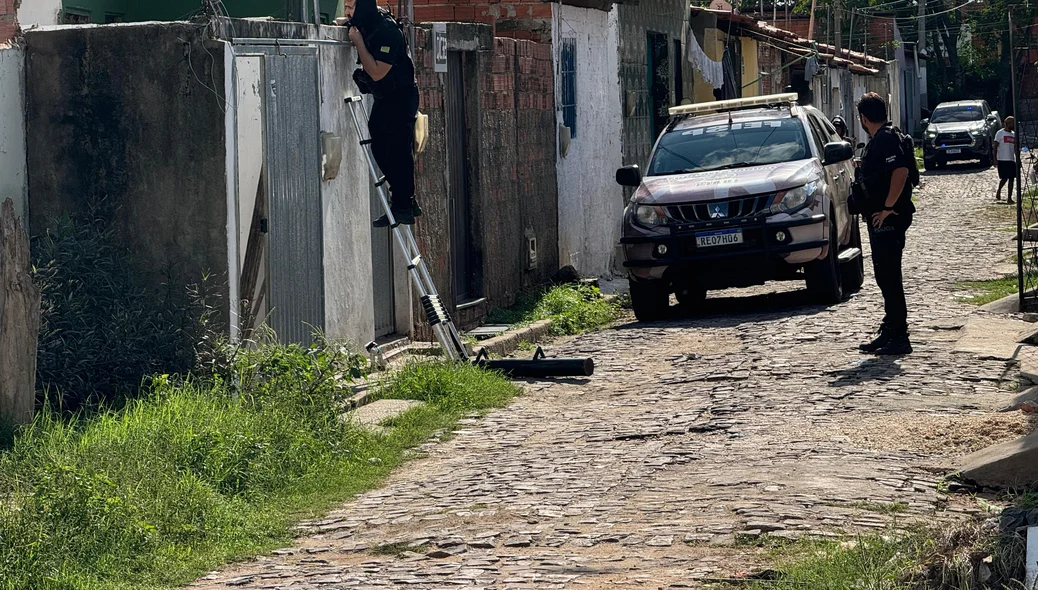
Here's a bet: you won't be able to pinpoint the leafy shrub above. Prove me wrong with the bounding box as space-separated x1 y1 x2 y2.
487 283 617 335
31 201 200 411
0 336 370 590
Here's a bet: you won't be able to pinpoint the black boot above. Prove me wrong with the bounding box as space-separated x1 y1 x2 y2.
874 331 912 356
373 206 416 228
859 326 892 353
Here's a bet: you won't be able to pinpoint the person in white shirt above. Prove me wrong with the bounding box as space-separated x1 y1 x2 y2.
996 116 1018 204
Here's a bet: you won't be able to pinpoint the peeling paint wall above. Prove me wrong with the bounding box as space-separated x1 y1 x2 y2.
0 48 26 220
17 0 61 28
553 3 622 277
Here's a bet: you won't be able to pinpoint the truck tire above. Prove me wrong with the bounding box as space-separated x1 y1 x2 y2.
675 285 706 307
805 213 844 304
923 158 936 171
629 279 669 322
840 217 865 293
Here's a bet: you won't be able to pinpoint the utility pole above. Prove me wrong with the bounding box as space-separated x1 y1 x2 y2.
808 0 818 40
835 0 843 56
848 8 856 57
918 0 928 113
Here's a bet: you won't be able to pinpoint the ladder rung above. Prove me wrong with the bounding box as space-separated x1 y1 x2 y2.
374 176 387 187
360 139 373 145
420 295 452 326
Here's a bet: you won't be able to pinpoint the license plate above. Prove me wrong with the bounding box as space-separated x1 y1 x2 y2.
696 229 743 248
946 148 962 154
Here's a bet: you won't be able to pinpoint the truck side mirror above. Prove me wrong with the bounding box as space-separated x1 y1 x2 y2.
616 165 642 187
920 118 930 127
823 141 854 165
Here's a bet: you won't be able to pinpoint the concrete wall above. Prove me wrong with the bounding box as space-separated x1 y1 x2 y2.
18 0 60 28
221 19 407 345
618 0 695 169
0 47 26 220
60 0 342 24
24 23 230 324
553 3 622 276
314 25 409 343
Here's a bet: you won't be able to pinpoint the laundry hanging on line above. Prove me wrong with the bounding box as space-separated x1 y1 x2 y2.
686 24 724 90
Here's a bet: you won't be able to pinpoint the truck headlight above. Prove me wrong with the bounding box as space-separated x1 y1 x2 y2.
925 129 937 138
635 205 669 226
770 181 817 214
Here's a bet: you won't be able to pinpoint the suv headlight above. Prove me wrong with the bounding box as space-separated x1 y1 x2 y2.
634 205 669 226
770 181 817 214
925 129 937 138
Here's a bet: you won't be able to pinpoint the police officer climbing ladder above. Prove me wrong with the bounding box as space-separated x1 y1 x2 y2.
345 96 468 361
343 1 595 377
345 0 423 227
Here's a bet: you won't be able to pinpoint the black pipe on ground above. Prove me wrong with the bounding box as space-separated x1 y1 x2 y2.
472 347 594 378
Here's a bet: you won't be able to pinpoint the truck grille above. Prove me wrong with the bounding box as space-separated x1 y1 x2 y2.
666 194 774 223
935 131 973 147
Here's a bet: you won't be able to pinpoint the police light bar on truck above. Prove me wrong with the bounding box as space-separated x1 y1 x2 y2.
668 92 800 117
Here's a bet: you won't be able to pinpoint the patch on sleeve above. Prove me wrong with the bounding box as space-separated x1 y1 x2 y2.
886 155 897 163
380 46 391 53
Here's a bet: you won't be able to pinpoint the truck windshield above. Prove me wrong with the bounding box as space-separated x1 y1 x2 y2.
648 118 810 176
930 106 984 123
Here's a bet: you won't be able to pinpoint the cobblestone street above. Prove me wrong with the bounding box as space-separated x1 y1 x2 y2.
192 165 1032 589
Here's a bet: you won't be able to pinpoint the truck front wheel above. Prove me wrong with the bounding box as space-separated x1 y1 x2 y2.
629 279 669 322
805 214 844 304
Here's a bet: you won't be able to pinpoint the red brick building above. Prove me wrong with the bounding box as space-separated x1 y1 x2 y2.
411 0 556 41
1 0 20 44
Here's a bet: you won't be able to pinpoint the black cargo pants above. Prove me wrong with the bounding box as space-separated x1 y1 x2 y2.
368 86 420 211
866 213 912 334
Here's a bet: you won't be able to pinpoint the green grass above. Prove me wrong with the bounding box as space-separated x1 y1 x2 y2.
849 501 910 515
957 274 1022 305
0 349 518 590
741 534 929 590
485 283 618 336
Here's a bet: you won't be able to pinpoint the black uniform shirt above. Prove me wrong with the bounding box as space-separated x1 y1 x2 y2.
859 123 915 216
363 19 416 98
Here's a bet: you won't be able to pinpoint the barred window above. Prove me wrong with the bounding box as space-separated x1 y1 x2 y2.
561 38 577 138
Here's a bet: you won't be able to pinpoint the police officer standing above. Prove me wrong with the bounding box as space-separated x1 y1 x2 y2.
346 0 422 227
856 92 915 356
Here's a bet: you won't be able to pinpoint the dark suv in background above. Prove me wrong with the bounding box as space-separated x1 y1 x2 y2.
922 100 1001 169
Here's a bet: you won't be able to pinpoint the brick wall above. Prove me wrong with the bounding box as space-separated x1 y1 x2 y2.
412 0 552 41
1 0 20 44
758 41 787 96
411 24 558 338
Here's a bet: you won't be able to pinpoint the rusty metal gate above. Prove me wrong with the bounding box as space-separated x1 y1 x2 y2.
262 47 325 344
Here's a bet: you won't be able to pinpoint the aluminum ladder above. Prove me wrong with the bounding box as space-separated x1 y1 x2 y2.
345 95 468 362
